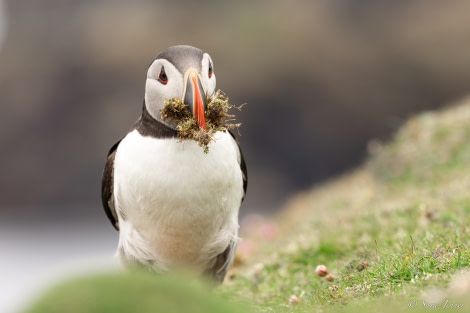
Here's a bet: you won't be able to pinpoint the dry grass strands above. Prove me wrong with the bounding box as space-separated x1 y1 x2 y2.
161 90 243 153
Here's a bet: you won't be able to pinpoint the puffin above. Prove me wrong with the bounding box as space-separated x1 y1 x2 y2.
101 45 247 283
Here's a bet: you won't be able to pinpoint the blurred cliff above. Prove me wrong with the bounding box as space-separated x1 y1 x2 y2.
1 0 470 218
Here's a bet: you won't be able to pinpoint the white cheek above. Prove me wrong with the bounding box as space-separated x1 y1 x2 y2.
211 75 216 92
145 80 161 104
201 74 216 97
144 79 165 120
208 74 216 96
168 79 184 99
144 77 185 121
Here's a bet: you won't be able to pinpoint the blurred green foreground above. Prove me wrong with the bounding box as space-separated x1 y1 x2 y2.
23 270 252 313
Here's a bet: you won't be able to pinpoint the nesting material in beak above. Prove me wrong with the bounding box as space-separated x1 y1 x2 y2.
160 90 242 153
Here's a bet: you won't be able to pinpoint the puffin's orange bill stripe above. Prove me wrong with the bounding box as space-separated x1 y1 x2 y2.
191 74 206 130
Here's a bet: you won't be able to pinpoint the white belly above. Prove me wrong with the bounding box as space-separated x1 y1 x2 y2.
113 130 243 272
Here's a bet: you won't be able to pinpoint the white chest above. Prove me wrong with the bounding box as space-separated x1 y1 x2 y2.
112 130 243 269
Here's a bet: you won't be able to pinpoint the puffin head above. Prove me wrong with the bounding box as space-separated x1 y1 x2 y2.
144 45 217 130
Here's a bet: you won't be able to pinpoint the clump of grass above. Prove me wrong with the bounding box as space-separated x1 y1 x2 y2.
161 90 242 153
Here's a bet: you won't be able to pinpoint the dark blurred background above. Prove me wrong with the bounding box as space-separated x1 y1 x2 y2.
2 0 470 218
2 1 470 311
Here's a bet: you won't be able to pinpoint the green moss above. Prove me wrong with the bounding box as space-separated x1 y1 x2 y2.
160 90 242 153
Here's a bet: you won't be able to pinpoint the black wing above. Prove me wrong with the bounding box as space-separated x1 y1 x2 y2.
204 240 237 284
229 130 247 201
101 140 121 231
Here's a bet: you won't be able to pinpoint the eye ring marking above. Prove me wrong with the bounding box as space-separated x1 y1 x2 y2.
158 66 168 84
208 61 213 78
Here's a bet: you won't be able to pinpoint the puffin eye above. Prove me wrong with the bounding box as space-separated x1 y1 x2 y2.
208 62 213 78
157 66 168 84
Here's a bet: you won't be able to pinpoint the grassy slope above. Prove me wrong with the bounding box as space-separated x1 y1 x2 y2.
24 99 470 312
221 97 470 312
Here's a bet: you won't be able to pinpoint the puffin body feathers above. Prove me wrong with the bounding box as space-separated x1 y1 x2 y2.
101 46 246 283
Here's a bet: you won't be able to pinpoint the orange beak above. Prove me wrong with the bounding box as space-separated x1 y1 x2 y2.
183 69 207 130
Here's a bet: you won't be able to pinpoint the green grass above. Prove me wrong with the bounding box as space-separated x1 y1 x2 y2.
24 99 470 312
221 211 469 312
218 99 470 312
